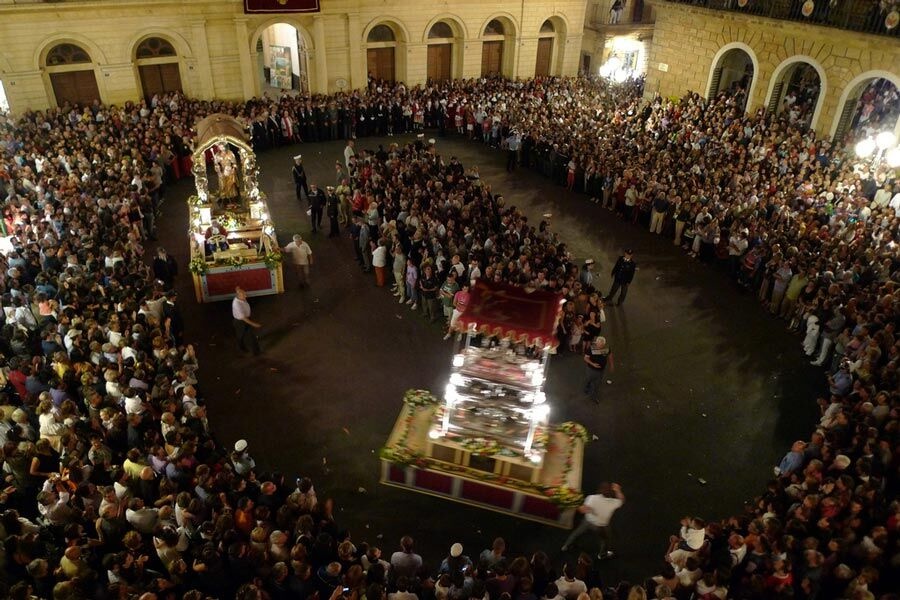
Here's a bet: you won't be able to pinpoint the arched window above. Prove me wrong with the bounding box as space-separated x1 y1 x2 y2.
367 25 396 43
46 43 91 66
484 19 505 36
540 20 555 33
428 22 455 39
136 37 177 59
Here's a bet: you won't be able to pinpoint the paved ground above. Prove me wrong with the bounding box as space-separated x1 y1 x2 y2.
159 132 823 583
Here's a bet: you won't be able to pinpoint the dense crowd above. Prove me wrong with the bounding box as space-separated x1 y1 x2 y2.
0 70 896 600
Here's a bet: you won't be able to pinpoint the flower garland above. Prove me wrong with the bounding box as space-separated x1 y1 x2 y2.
557 421 589 443
458 436 501 456
402 389 439 408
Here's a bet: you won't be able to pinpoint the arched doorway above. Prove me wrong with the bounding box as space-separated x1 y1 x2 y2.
426 20 460 82
135 37 183 101
707 46 755 111
256 23 308 94
536 19 565 77
44 43 101 107
481 19 507 76
832 75 900 141
767 59 823 128
366 24 399 82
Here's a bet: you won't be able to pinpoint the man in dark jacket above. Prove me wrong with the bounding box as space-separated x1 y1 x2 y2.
152 247 178 289
606 250 636 306
292 155 308 201
307 184 326 234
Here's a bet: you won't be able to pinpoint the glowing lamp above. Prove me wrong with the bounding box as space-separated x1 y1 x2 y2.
875 131 897 150
855 138 876 158
452 354 464 368
885 147 900 169
428 429 441 440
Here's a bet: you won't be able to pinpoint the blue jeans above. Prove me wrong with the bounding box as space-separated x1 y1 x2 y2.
405 282 418 303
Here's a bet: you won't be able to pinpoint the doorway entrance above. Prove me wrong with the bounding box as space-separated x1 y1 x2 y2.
256 23 309 94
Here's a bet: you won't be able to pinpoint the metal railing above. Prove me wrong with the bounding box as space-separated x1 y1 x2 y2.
661 0 900 37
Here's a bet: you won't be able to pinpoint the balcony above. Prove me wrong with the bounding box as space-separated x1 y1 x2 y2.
659 0 900 38
588 0 656 35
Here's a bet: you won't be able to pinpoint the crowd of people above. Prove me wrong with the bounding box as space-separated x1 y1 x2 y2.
0 68 896 600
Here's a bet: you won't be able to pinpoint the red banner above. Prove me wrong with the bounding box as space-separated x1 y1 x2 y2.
244 0 320 13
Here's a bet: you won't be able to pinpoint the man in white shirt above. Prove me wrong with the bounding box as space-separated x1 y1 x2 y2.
232 286 261 355
344 139 356 169
561 482 624 559
283 234 313 288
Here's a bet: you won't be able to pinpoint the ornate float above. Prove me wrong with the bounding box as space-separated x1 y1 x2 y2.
380 280 585 528
187 113 283 302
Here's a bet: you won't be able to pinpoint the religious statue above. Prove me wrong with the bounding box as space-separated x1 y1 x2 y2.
214 144 239 203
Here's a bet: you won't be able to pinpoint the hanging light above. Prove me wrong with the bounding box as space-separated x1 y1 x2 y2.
855 138 876 158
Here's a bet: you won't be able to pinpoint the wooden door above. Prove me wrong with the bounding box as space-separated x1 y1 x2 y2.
481 41 503 76
535 38 553 77
366 47 395 82
50 70 100 107
427 44 452 81
139 63 182 100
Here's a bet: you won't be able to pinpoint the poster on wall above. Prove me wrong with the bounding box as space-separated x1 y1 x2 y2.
244 0 319 13
269 46 293 90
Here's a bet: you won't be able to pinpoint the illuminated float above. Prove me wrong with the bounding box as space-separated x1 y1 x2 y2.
380 280 586 527
187 113 283 302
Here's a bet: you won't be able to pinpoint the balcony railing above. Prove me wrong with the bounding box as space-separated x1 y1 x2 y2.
661 0 900 37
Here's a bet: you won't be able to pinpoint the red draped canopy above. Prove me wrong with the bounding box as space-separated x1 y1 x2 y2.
455 280 564 348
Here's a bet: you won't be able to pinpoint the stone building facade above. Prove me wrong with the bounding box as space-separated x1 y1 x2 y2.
643 0 900 138
0 0 587 114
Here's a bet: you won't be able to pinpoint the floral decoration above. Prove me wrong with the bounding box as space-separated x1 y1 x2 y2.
189 255 209 274
225 255 246 268
263 250 283 270
458 436 501 456
557 421 589 443
402 389 439 408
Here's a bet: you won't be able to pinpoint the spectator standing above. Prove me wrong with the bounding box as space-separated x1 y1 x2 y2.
152 247 178 289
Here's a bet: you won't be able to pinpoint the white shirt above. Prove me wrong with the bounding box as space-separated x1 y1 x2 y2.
126 506 159 534
372 245 388 268
232 297 251 320
284 241 313 265
582 493 623 526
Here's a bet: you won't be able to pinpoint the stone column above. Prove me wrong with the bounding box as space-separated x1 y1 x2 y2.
347 12 366 90
232 18 256 100
312 14 329 94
